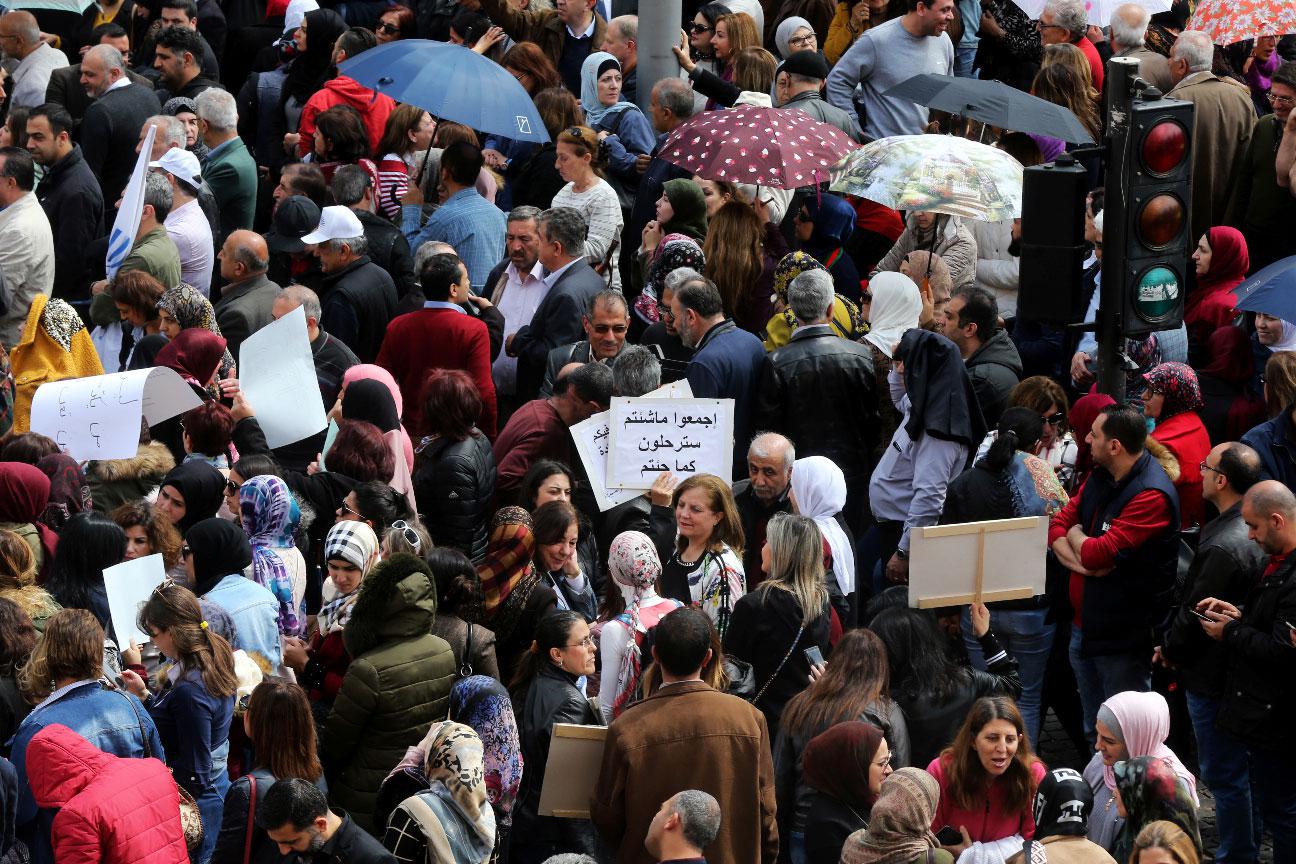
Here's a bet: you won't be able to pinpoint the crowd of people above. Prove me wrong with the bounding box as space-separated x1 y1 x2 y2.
0 0 1293 862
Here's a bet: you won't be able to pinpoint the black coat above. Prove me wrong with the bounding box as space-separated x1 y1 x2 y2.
412 430 496 561
803 790 867 864
513 663 600 839
319 255 398 363
354 207 418 302
964 328 1024 428
508 142 566 212
511 258 606 401
35 145 103 303
80 82 161 210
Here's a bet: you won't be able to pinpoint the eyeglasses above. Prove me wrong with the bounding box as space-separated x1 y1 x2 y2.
377 21 400 34
657 302 676 323
788 33 816 48
689 22 712 34
1268 91 1296 107
1199 460 1223 475
1043 411 1066 426
565 634 596 648
1035 20 1065 30
391 519 421 551
181 544 192 558
338 502 362 519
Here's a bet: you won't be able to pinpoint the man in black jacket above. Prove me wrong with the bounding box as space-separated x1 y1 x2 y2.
303 205 398 363
1160 441 1264 864
26 103 103 303
940 285 1023 427
80 44 160 210
755 268 877 534
330 164 418 304
539 289 629 396
259 778 395 863
730 432 795 587
1199 479 1296 862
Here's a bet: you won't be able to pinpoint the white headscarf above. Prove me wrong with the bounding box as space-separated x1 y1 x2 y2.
791 456 854 596
1267 318 1296 353
864 272 923 358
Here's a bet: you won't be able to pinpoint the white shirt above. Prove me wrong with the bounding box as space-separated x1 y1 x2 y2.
10 43 68 109
165 198 214 295
492 260 548 396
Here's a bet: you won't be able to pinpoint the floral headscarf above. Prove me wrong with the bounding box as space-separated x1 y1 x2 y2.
318 520 379 635
1142 362 1203 421
41 298 86 351
608 531 665 716
450 676 523 822
840 768 940 864
238 475 304 636
636 234 705 324
157 284 236 390
475 507 538 641
1112 756 1201 864
35 453 90 531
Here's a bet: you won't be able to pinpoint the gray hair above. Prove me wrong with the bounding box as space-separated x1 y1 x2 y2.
537 207 587 256
664 266 703 294
586 289 628 318
276 284 322 322
146 114 187 150
610 14 637 41
1043 0 1086 36
194 87 237 131
748 431 795 468
539 857 599 864
612 344 661 397
653 77 697 120
143 170 173 222
671 790 722 852
85 43 126 74
787 269 834 323
326 235 368 257
3 11 40 44
413 240 456 273
1108 3 1149 48
507 205 543 225
330 163 371 207
1171 30 1214 72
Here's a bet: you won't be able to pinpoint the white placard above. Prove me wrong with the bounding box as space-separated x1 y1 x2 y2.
103 553 167 648
606 398 734 488
908 516 1047 608
238 306 328 448
30 367 203 460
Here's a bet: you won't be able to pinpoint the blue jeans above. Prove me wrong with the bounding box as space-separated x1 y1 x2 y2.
1186 692 1257 864
955 43 980 78
963 606 1054 747
1250 744 1296 864
1067 627 1152 744
790 830 807 864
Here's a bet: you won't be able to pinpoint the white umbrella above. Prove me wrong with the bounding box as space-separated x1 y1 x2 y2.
1010 0 1170 24
6 0 95 13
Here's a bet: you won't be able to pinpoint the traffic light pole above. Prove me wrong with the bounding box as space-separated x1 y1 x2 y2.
1095 56 1141 403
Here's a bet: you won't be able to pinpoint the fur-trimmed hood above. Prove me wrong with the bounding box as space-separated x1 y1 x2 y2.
1146 438 1181 483
85 441 175 482
343 552 437 658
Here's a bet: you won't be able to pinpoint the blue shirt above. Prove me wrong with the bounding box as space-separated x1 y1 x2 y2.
402 188 506 292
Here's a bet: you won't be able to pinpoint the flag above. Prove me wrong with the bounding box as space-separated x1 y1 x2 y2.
106 125 156 280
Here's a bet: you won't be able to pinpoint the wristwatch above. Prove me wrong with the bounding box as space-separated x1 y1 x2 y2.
895 548 909 560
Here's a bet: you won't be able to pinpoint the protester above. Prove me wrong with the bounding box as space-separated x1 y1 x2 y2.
839 768 953 864
1142 363 1210 528
1005 768 1116 864
1111 757 1202 864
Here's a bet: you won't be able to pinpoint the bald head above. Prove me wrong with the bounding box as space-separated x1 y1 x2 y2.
1243 479 1296 555
747 432 795 503
1109 3 1150 50
219 230 270 282
0 12 41 58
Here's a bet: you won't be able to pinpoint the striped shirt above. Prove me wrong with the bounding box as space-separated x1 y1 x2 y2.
552 179 623 291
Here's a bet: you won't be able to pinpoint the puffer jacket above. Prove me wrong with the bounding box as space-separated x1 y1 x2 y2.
27 723 189 864
412 430 496 562
873 213 979 290
85 441 176 515
321 553 456 833
964 328 1024 428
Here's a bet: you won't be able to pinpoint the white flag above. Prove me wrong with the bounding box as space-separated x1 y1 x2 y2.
105 124 157 279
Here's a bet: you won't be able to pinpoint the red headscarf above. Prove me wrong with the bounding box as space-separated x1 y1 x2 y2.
1199 325 1267 441
803 721 886 810
1185 227 1249 340
156 329 228 392
0 461 59 574
1068 392 1117 490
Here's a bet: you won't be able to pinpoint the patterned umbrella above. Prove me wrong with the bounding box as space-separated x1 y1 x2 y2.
830 135 1024 221
1187 0 1296 44
658 105 860 190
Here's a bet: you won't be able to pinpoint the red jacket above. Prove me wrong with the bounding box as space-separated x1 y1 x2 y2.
1152 410 1212 529
375 306 499 439
297 76 396 158
927 754 1048 843
27 724 189 864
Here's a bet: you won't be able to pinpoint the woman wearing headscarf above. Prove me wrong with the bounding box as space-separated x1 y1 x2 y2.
763 251 866 350
476 508 557 683
153 329 231 462
162 96 211 166
9 295 103 434
382 722 496 864
1083 690 1199 853
1110 757 1201 864
0 463 57 578
1196 326 1266 444
34 454 90 532
339 365 415 470
1142 363 1210 528
580 52 656 199
156 284 237 391
862 272 924 462
238 475 307 637
801 721 889 864
772 15 824 58
795 193 863 304
1184 227 1249 349
341 378 416 512
634 234 705 328
840 768 953 864
451 676 522 859
874 212 979 292
597 531 684 723
790 455 856 624
1005 767 1117 864
157 461 227 534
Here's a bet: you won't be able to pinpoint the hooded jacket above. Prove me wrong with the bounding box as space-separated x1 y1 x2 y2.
297 76 396 159
27 724 189 864
85 442 176 515
321 553 457 833
964 328 1023 427
874 213 978 290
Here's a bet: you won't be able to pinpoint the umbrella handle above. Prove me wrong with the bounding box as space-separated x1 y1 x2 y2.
413 118 440 189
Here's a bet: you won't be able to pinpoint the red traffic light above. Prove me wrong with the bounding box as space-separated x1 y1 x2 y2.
1141 120 1188 176
1137 192 1185 248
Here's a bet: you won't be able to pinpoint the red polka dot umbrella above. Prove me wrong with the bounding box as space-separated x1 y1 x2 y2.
658 105 861 190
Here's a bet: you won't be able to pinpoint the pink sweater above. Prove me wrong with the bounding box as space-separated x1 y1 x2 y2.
926 754 1048 842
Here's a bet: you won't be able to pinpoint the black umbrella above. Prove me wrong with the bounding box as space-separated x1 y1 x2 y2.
883 74 1096 145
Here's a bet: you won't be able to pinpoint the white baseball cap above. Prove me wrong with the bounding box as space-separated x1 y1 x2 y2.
300 205 365 245
284 0 319 34
148 147 203 188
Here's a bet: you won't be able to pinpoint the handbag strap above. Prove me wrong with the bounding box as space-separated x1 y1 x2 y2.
243 775 258 864
115 687 152 760
752 624 805 704
459 623 475 678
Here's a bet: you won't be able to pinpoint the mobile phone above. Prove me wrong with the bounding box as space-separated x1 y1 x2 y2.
803 646 825 667
1189 608 1212 621
936 827 963 846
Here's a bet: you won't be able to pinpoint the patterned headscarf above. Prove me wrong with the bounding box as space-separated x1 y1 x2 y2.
475 507 538 641
318 520 379 635
450 676 523 822
157 284 236 390
1142 362 1203 421
40 298 86 352
35 453 90 531
422 722 496 854
637 234 705 324
840 768 940 864
1112 756 1202 864
608 531 665 716
1033 767 1092 839
238 475 304 636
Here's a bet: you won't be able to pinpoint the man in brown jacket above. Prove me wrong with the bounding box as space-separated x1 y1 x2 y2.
460 0 607 94
591 607 779 864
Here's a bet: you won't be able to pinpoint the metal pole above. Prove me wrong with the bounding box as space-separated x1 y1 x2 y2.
1095 57 1140 403
635 0 682 116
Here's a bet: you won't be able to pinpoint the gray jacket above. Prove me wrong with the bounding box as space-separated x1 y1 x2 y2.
782 89 865 143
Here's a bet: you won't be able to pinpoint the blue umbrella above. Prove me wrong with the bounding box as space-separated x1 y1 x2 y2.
338 39 549 144
1235 255 1296 321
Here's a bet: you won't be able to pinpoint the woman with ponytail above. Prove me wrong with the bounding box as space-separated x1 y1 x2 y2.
122 581 237 864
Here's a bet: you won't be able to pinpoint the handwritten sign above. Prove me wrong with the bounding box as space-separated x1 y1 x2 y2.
30 367 202 460
103 553 167 647
606 398 733 488
238 306 328 449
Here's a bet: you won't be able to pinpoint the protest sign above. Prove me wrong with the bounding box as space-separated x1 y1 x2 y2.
103 554 167 648
538 724 607 818
605 398 733 488
30 367 202 460
238 306 328 448
908 516 1046 608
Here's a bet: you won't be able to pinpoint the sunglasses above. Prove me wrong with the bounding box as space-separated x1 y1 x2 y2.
338 502 362 519
225 478 240 495
689 22 712 33
181 544 192 558
377 21 400 34
391 519 421 551
1043 411 1066 426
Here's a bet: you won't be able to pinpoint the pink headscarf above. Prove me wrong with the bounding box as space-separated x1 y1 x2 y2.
1099 690 1199 804
343 364 415 469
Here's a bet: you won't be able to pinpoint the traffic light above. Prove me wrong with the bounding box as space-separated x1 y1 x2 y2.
1108 91 1193 336
1017 157 1089 324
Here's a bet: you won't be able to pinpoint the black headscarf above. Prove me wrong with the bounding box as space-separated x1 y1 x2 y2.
1033 767 1092 839
342 378 400 434
898 328 987 452
160 461 227 532
0 755 17 860
282 8 347 105
186 517 254 596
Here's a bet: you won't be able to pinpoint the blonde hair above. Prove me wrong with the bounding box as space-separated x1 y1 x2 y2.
20 608 103 702
758 513 829 626
1132 821 1200 864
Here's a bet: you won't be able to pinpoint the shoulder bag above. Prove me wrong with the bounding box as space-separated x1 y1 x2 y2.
116 687 205 851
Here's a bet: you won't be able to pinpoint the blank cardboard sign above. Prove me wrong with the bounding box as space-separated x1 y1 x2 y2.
908 516 1047 608
538 723 607 818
